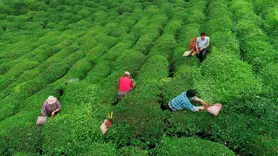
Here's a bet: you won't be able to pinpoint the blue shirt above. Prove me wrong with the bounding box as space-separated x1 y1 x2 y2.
170 92 196 111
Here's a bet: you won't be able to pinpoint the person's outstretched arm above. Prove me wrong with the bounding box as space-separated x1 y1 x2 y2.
51 101 61 118
193 97 208 107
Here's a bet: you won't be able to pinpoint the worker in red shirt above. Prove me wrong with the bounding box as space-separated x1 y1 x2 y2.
118 71 135 100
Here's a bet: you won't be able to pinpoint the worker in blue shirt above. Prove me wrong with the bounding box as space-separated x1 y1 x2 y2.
161 89 206 112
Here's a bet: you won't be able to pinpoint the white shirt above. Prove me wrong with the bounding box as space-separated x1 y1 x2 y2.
196 36 210 49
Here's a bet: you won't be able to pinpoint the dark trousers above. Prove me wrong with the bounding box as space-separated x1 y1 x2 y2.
196 48 207 63
160 102 174 112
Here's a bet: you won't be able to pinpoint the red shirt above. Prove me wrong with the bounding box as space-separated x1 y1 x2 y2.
119 77 134 92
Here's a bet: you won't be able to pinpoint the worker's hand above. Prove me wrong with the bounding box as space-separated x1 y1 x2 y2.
51 112 55 118
199 106 205 111
196 49 201 54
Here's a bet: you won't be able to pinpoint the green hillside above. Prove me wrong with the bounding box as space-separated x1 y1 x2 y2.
0 0 278 155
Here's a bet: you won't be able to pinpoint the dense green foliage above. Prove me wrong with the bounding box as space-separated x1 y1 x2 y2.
154 137 235 155
0 0 277 155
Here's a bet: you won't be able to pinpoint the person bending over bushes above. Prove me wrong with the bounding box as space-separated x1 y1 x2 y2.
41 96 62 118
118 71 135 100
161 89 206 112
196 32 210 63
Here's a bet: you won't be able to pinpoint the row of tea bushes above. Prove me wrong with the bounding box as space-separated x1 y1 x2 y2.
0 60 39 90
251 0 278 38
194 0 278 154
162 0 207 139
229 0 278 72
197 0 260 103
153 137 235 155
0 33 78 89
173 0 207 68
164 0 207 102
229 0 278 98
249 1 278 99
107 55 169 148
133 14 168 55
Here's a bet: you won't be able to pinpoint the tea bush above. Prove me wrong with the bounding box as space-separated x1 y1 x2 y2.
186 0 206 23
209 31 240 57
241 40 277 70
234 20 264 40
259 63 278 97
133 15 168 54
114 50 146 72
196 49 261 103
164 65 200 101
86 61 112 83
119 146 147 156
0 111 40 155
103 43 131 61
0 125 42 155
229 0 262 25
205 1 233 34
153 137 235 155
0 60 39 90
252 0 277 18
264 6 278 35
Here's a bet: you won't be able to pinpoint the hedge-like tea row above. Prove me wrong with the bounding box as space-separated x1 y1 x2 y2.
133 14 168 55
248 1 278 99
0 61 39 90
153 137 235 155
229 0 278 71
251 0 278 37
165 0 206 97
193 1 278 154
162 0 207 141
173 0 206 67
229 0 278 98
107 55 169 148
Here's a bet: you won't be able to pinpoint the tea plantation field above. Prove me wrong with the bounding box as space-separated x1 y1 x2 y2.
0 0 278 155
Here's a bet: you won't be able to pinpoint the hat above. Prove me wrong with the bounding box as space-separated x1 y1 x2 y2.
124 71 130 76
46 96 57 105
